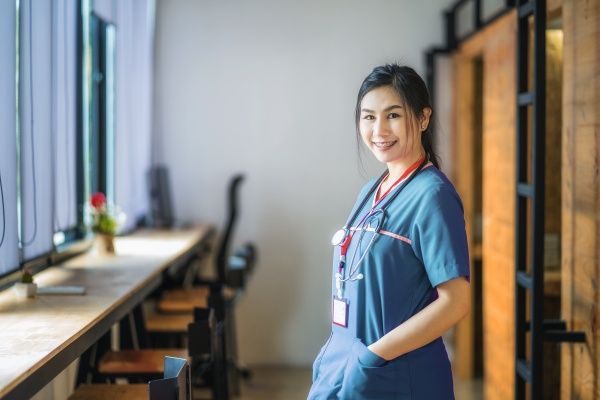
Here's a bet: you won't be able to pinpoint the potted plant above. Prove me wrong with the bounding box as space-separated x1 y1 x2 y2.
90 192 119 254
13 268 37 299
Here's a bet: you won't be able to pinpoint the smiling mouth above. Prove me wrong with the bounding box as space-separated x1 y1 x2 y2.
372 140 397 150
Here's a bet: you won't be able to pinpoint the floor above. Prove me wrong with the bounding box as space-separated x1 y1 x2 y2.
194 366 484 399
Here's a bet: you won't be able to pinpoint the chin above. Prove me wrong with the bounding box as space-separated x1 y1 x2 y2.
371 151 400 165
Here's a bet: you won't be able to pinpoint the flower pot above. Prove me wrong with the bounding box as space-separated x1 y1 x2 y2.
95 233 116 255
13 282 37 299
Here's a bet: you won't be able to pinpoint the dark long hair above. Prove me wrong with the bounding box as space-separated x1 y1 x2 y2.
355 64 440 169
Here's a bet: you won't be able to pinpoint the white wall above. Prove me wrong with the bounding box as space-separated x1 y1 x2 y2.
154 0 456 366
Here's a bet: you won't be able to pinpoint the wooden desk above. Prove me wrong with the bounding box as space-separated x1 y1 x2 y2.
0 226 213 400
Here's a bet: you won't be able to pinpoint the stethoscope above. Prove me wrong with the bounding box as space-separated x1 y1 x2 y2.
331 158 428 298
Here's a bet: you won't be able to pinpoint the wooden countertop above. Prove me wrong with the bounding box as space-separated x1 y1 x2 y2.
0 225 213 400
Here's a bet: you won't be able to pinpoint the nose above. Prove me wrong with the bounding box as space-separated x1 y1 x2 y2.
373 118 389 137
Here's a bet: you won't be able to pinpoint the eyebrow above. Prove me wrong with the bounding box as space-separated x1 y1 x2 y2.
361 105 404 113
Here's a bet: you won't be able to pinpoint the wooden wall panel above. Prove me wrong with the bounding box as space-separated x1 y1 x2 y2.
481 17 517 400
452 54 476 379
452 11 517 400
562 1 600 398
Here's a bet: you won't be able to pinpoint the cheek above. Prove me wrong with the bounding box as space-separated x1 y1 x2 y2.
391 119 407 135
359 126 371 145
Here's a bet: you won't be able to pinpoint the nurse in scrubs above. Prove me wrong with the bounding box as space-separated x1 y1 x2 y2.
308 64 471 399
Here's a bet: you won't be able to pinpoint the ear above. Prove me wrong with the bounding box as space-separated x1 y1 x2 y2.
419 107 432 131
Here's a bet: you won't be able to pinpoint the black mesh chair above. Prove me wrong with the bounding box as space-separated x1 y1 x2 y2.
209 174 257 395
139 174 256 399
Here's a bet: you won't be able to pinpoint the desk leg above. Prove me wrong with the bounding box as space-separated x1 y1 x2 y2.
119 305 149 350
76 331 111 385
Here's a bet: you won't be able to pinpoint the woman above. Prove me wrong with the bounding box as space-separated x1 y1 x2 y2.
308 64 471 399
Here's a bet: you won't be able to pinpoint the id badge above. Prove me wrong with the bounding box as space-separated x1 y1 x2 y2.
332 296 349 327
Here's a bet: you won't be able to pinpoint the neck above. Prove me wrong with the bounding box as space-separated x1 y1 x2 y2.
386 147 426 182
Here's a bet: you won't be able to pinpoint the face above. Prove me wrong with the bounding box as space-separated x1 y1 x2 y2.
359 85 430 166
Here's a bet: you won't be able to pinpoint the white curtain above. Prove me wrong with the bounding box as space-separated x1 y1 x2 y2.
0 1 19 275
52 0 78 233
19 0 54 261
93 0 155 231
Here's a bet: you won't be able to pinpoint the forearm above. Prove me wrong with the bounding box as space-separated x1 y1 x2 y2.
369 277 470 361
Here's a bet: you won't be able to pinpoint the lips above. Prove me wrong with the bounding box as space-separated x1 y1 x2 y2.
372 140 397 150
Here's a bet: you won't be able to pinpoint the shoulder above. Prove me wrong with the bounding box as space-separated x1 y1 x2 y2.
410 166 463 210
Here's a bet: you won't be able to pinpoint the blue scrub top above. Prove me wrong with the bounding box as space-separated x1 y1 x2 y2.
308 163 470 400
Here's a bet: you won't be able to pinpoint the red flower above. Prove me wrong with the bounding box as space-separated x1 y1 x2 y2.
91 192 106 209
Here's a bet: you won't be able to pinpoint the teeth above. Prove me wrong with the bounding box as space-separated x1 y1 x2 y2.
373 141 396 149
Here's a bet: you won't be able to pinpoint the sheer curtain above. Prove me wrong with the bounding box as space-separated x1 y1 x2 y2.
0 1 19 275
52 0 78 236
19 0 54 261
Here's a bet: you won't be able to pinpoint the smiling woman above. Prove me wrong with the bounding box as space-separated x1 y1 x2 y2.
308 64 471 399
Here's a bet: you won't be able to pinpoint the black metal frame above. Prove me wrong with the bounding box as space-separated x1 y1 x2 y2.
513 1 585 399
73 0 87 244
89 12 111 197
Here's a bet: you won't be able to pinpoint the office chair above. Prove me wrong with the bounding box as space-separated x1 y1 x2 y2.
102 174 255 399
95 306 229 399
151 174 257 393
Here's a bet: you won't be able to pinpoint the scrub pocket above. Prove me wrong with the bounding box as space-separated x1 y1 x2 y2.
312 332 333 382
338 339 410 399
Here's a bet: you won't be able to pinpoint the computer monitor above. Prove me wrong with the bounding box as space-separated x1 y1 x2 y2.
147 165 175 228
148 356 191 400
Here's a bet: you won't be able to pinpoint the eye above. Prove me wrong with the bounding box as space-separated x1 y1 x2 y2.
387 112 401 119
362 115 375 120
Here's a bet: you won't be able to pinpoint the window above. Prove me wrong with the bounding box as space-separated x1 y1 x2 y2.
0 0 155 280
89 13 116 205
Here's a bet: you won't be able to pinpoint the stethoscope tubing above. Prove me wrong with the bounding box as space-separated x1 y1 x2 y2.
341 209 385 282
339 158 428 282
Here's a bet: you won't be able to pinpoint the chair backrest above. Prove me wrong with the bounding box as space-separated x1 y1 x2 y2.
215 174 245 282
188 307 213 357
148 356 191 400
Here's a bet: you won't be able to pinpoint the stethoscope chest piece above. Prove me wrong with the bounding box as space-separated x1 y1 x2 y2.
331 229 347 246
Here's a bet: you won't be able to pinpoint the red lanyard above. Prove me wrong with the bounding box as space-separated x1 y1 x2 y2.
374 157 424 204
338 156 425 273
